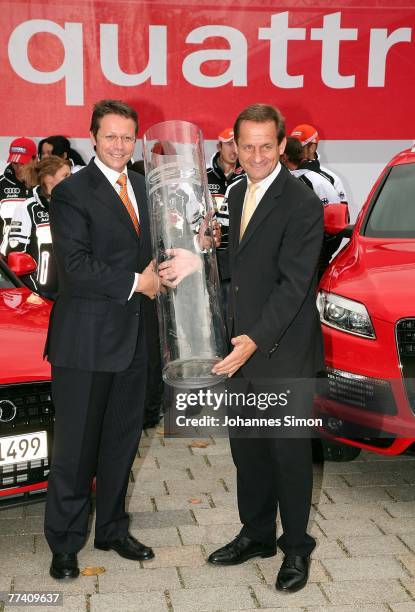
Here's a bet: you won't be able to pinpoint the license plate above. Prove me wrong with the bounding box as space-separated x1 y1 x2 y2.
0 431 48 466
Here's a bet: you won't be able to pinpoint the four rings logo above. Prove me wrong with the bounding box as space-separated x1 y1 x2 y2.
4 187 20 195
0 399 17 422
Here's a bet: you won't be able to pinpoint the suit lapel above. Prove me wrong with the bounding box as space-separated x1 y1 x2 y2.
237 166 288 253
87 160 139 241
129 170 150 252
229 178 246 255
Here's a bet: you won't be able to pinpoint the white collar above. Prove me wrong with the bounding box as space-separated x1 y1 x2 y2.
246 161 281 194
94 156 127 186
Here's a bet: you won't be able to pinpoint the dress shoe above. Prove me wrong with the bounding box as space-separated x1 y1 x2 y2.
208 534 276 566
49 553 79 580
276 555 310 592
94 534 154 561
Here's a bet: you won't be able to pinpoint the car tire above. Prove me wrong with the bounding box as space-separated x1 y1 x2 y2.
321 440 362 462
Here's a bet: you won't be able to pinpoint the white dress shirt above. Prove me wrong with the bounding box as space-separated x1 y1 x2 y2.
94 156 140 297
241 162 282 219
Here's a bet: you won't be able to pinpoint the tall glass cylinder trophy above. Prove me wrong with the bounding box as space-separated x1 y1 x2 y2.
143 120 228 388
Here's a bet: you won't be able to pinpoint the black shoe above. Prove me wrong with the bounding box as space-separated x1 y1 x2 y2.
94 534 154 561
49 553 79 580
276 555 310 592
208 535 276 566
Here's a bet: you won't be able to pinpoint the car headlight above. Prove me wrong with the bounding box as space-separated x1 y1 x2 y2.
317 291 376 338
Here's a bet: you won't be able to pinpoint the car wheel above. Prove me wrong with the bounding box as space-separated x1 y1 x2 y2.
321 440 362 462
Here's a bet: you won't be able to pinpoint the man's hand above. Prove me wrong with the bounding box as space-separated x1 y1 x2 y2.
158 248 202 288
212 219 222 248
197 211 221 250
136 260 159 299
212 335 257 377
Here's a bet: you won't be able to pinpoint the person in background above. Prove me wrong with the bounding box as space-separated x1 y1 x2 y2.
206 128 245 252
282 136 346 278
6 156 71 299
290 124 348 202
207 129 245 313
38 135 86 172
282 137 341 205
0 137 36 255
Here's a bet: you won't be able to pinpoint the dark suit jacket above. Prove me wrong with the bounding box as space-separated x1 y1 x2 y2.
45 159 151 372
222 164 324 379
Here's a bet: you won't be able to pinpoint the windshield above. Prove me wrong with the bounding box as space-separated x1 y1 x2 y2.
364 163 415 238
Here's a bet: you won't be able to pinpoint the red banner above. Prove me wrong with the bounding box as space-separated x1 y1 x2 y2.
2 0 414 139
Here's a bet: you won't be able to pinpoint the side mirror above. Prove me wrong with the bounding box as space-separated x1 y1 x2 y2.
323 203 349 235
340 225 354 238
7 252 37 276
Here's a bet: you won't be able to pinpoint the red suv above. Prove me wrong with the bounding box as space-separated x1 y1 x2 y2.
315 147 415 458
0 257 53 506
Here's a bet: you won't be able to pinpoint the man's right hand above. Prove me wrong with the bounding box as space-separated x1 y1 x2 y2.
136 261 159 299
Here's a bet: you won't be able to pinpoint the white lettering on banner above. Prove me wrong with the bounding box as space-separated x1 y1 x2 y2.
182 25 247 87
8 19 84 105
100 24 167 86
310 12 358 89
6 12 414 105
368 27 412 86
258 12 306 88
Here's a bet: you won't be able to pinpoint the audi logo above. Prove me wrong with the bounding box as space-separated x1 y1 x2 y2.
4 188 20 195
0 399 17 423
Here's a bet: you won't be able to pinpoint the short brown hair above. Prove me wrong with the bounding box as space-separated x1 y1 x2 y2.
283 137 304 167
234 104 285 144
90 99 139 138
22 155 71 189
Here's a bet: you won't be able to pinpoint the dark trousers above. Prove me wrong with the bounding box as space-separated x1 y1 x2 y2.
143 297 163 425
229 434 315 556
44 327 147 554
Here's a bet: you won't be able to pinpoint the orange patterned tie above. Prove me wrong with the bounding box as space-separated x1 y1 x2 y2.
116 173 140 235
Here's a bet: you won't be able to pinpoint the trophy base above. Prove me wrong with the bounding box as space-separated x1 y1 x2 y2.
163 358 227 389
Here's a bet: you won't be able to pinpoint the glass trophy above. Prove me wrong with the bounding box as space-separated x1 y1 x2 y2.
143 120 228 388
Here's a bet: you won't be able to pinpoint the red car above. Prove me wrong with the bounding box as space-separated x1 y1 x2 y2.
315 147 415 458
0 255 53 506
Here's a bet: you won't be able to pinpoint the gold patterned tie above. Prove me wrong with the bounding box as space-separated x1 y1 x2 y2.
116 173 140 235
239 183 259 240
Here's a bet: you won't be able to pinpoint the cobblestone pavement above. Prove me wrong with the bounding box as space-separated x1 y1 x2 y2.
1 428 415 611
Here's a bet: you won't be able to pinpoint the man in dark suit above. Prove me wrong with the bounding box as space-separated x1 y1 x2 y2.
44 100 159 579
208 104 324 592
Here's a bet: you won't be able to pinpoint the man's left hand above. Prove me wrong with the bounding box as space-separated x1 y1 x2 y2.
212 335 257 377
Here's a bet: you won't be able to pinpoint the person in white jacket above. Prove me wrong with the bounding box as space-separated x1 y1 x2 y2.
290 124 347 202
282 137 341 205
282 137 346 278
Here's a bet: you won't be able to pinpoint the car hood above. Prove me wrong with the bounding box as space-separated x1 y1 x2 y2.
0 288 51 384
327 239 415 323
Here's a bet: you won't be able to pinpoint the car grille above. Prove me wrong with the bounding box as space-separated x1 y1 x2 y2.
318 368 397 415
396 319 415 415
0 382 54 497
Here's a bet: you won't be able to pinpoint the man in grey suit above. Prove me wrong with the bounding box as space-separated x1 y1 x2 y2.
208 104 324 592
44 100 159 579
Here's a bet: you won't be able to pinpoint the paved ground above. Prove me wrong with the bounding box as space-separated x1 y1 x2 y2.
1 427 415 612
